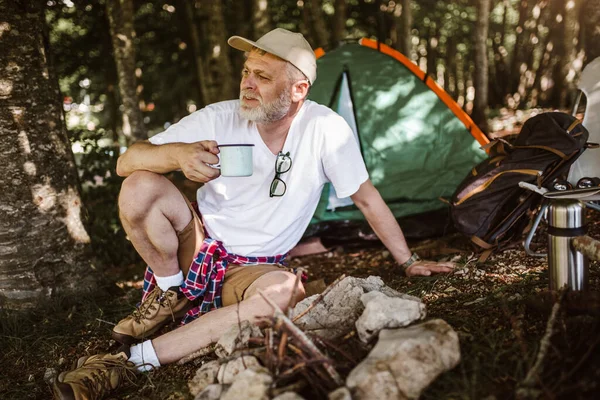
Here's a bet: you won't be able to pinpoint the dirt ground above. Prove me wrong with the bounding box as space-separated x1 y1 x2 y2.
1 205 599 400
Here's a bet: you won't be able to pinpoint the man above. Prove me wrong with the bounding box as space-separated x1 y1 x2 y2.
53 28 454 399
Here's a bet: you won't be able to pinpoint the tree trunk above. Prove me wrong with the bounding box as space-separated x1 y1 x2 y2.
580 0 600 67
182 0 209 107
0 0 96 307
426 24 437 77
252 0 272 38
548 0 568 108
307 0 330 49
394 0 412 56
203 0 236 102
105 0 147 141
510 0 532 95
331 0 346 48
473 0 490 132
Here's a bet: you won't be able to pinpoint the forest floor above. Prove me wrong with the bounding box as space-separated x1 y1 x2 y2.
2 108 599 399
1 207 599 400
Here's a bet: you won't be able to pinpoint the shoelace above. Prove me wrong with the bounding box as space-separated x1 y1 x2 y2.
131 287 177 323
79 357 137 399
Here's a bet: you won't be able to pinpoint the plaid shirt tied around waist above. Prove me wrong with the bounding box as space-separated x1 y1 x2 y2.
142 237 287 324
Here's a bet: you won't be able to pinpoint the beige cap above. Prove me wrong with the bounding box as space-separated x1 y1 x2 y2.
228 28 317 84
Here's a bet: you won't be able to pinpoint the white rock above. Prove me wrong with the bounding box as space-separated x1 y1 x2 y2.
347 319 461 400
220 368 273 400
215 320 263 358
217 355 262 384
188 360 220 397
328 386 353 400
292 276 418 340
194 383 227 400
44 368 57 385
272 392 306 400
355 291 426 342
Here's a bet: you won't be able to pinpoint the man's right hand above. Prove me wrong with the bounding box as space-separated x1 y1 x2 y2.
177 140 221 183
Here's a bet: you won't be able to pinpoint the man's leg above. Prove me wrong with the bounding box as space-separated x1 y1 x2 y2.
152 270 305 364
118 170 194 277
113 171 202 344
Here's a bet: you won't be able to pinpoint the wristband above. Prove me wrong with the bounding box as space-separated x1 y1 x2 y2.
399 253 420 274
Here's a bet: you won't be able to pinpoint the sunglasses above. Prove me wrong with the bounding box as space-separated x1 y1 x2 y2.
270 151 292 197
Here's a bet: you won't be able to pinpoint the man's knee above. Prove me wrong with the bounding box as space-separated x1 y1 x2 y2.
118 171 170 219
245 271 306 309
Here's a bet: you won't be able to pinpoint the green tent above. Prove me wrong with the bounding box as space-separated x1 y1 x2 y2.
308 39 489 224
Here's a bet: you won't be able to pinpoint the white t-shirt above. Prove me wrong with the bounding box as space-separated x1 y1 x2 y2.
149 100 369 256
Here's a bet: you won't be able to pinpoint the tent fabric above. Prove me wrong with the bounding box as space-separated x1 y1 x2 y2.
308 39 488 223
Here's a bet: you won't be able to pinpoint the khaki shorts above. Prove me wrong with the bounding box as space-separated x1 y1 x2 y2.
176 195 285 307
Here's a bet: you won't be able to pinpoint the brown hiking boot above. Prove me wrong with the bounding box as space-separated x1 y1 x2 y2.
52 350 138 400
112 286 190 344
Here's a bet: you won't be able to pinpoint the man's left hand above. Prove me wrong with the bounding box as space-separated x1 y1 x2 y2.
404 260 455 276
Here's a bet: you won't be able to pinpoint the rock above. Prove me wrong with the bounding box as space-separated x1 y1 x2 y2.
272 392 306 400
328 386 353 400
44 368 57 385
220 368 273 400
346 319 461 400
215 320 263 358
293 276 418 340
194 383 227 400
188 360 220 397
356 291 426 342
217 355 262 384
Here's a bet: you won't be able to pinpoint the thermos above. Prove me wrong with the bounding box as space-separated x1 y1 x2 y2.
547 199 588 291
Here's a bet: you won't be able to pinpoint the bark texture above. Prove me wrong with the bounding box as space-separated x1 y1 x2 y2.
0 0 95 307
573 236 600 262
331 0 346 48
203 0 236 102
106 0 147 141
473 0 490 132
252 0 272 39
580 0 600 66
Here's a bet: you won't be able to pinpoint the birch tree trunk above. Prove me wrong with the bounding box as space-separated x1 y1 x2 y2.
106 0 147 141
473 0 490 132
252 0 272 38
0 0 96 307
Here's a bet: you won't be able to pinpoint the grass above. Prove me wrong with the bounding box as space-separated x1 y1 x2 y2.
1 212 600 399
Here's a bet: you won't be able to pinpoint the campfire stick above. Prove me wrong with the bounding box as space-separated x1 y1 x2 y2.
265 327 274 371
286 269 304 318
572 235 600 261
176 345 215 365
215 347 267 364
270 380 307 397
292 274 346 322
258 290 344 386
310 334 357 364
516 290 566 398
279 359 332 378
278 332 288 369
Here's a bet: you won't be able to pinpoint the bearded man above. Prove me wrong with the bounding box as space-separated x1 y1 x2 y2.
53 28 454 399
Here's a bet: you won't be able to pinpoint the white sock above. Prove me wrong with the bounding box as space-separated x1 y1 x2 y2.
155 271 184 292
129 340 161 372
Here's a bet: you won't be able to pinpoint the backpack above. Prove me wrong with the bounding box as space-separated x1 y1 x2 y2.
449 112 589 260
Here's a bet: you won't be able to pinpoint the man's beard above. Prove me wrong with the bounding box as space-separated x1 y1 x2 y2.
239 88 292 123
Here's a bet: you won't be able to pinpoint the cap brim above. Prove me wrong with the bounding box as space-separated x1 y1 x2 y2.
228 36 282 60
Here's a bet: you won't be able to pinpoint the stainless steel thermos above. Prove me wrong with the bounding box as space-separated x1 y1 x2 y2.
547 199 588 291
